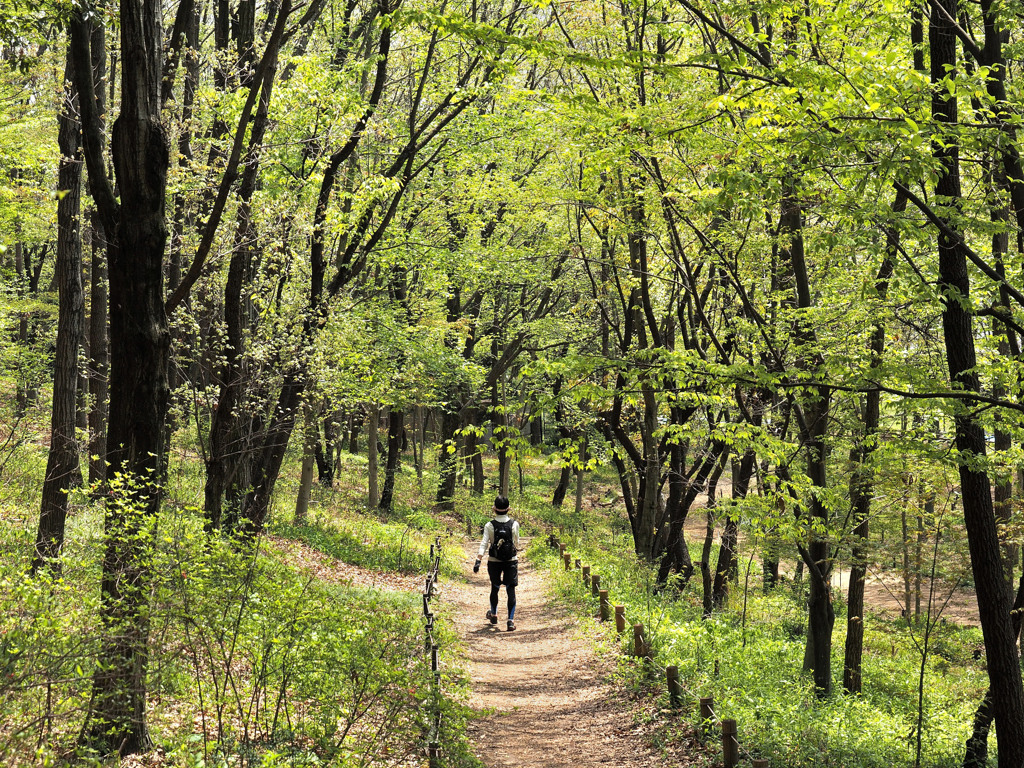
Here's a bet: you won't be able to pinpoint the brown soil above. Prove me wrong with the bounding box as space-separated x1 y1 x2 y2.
448 539 699 768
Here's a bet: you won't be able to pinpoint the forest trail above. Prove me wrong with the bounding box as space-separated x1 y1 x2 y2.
448 539 669 768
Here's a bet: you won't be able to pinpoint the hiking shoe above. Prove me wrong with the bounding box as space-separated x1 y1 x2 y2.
507 620 516 632
486 611 497 625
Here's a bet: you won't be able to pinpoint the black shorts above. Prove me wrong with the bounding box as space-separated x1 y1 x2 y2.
487 559 519 588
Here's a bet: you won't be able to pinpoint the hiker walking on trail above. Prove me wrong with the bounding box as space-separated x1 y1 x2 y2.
473 495 520 631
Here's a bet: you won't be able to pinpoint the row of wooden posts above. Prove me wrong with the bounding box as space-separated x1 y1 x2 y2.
423 537 443 768
548 533 769 768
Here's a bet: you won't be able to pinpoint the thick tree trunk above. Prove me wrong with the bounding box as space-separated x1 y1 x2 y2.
75 0 171 750
33 54 85 574
930 0 1024 760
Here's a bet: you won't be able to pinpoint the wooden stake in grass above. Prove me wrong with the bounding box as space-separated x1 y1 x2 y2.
563 553 571 571
575 557 581 569
599 590 610 621
591 574 600 596
559 542 566 557
633 623 647 658
615 605 625 633
666 665 682 709
721 719 738 768
582 564 590 588
699 696 714 740
751 760 768 768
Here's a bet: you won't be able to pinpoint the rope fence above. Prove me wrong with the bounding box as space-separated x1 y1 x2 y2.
422 536 443 768
547 531 770 768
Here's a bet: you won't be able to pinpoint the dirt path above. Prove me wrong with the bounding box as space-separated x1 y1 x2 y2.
448 539 670 768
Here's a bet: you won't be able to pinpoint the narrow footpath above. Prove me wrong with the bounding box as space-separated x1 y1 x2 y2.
448 539 669 768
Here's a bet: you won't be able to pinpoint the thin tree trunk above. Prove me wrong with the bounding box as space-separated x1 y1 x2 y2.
33 53 85 574
378 407 403 513
294 400 318 524
88 210 108 487
435 401 461 511
368 402 380 512
713 451 754 606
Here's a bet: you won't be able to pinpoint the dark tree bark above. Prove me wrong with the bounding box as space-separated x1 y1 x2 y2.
202 0 288 532
435 402 461 511
779 174 835 697
552 464 572 507
712 449 755 606
88 210 109 487
929 0 1024 761
843 191 905 694
71 0 171 750
33 52 85 575
378 407 404 513
963 574 1024 768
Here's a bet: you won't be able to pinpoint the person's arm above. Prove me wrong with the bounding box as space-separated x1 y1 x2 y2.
475 522 493 565
512 520 520 552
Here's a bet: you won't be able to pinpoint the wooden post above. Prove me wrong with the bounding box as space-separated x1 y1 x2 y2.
563 553 571 571
559 542 566 557
582 564 591 588
615 605 625 633
591 574 600 596
574 557 581 569
699 696 714 740
632 623 646 657
431 644 439 676
599 590 610 621
428 742 439 768
721 719 738 768
666 665 682 709
751 761 769 768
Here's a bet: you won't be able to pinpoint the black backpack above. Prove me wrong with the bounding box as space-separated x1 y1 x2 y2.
489 519 517 561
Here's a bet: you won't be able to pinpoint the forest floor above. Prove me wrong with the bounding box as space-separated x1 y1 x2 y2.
447 539 708 768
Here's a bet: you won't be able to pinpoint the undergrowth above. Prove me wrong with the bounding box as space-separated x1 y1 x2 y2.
535 531 990 768
0 449 479 767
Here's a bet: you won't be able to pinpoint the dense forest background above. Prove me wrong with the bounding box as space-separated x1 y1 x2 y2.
4 0 1024 763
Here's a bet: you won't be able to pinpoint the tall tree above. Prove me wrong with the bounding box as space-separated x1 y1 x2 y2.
32 50 84 574
69 0 174 749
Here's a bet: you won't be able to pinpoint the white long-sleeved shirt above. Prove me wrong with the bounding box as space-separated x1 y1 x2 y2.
477 514 520 562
